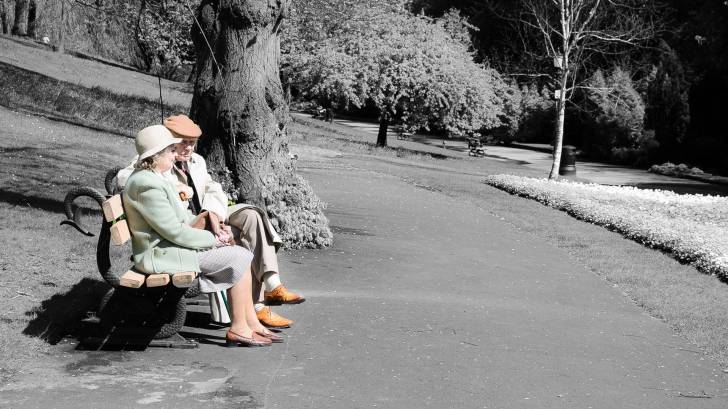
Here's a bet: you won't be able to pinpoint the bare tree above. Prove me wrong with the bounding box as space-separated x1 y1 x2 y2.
516 0 658 179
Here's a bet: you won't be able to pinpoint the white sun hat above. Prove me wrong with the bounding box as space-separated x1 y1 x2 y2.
135 125 182 161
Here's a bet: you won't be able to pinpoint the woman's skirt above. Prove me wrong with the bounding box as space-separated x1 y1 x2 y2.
196 245 253 293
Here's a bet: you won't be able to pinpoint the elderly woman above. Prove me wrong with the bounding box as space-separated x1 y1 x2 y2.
123 125 281 347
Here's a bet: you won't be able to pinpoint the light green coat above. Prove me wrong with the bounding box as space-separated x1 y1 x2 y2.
123 169 216 274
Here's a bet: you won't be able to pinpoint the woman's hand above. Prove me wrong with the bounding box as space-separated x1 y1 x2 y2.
215 223 234 246
214 231 231 247
176 183 194 201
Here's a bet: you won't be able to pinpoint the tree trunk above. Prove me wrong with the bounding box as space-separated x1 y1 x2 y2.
190 0 331 249
548 69 568 180
11 0 28 36
57 0 64 53
549 10 569 180
1 0 9 34
376 112 389 147
26 0 34 37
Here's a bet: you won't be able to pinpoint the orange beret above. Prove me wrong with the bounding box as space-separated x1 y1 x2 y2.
163 114 202 138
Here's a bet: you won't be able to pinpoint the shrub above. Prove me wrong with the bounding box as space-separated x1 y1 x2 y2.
506 83 554 144
580 66 647 162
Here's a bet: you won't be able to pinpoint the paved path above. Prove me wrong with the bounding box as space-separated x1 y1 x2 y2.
322 114 728 196
2 137 727 408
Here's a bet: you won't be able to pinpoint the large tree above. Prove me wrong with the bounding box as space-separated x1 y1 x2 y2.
190 0 331 249
284 1 511 146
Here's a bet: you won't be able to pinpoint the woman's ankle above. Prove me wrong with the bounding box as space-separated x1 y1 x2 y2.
229 325 253 337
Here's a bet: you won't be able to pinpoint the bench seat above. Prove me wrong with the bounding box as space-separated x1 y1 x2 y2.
104 194 197 289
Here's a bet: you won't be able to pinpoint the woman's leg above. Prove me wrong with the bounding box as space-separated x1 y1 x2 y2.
226 264 256 337
197 246 272 345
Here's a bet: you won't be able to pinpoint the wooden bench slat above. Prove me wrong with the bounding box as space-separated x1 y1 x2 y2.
146 274 170 287
172 272 197 288
110 219 131 245
119 270 145 288
102 194 124 222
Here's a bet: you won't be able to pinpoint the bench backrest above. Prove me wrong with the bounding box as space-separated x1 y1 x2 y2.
102 194 131 246
101 194 196 289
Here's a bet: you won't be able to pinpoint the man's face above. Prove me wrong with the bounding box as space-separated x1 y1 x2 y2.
175 138 197 162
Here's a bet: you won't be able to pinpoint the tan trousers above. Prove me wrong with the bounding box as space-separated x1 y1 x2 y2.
228 209 279 281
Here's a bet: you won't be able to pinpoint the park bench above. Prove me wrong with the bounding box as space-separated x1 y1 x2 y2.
61 168 204 349
396 129 412 140
467 137 485 157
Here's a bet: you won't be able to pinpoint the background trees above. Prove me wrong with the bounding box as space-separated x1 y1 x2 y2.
283 0 512 146
9 1 728 177
413 0 728 175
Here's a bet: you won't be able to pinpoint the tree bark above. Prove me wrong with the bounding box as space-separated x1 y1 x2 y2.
26 0 34 37
191 0 289 206
549 5 569 180
190 0 331 248
549 68 568 179
1 0 9 34
11 0 27 36
376 112 389 147
57 0 65 53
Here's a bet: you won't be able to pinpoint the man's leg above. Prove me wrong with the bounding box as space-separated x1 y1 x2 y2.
228 209 303 327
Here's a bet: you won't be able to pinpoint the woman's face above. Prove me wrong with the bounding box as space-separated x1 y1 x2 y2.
155 145 177 173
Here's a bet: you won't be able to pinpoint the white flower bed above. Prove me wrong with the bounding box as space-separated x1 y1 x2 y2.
485 174 728 278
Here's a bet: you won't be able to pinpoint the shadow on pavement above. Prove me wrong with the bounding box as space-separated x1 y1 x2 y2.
23 277 109 344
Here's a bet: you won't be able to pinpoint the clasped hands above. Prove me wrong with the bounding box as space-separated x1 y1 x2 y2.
214 223 234 247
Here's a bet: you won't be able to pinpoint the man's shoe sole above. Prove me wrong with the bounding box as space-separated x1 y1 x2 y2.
265 298 306 306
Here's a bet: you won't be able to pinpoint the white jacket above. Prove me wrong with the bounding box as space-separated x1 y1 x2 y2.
117 153 282 249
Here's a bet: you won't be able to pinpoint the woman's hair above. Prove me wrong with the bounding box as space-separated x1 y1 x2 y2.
134 146 172 170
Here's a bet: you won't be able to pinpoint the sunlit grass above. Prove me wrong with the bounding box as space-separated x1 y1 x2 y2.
0 62 186 135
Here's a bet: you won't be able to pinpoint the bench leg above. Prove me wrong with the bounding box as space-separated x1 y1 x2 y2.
88 287 191 347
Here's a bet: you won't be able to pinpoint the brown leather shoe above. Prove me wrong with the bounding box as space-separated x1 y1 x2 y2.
256 306 293 329
264 285 305 305
225 329 271 347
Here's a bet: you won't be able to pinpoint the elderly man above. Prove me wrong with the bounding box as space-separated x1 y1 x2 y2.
117 115 303 329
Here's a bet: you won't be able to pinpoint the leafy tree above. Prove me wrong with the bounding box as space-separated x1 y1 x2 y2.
284 1 510 146
118 0 194 77
645 39 689 158
581 66 646 161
